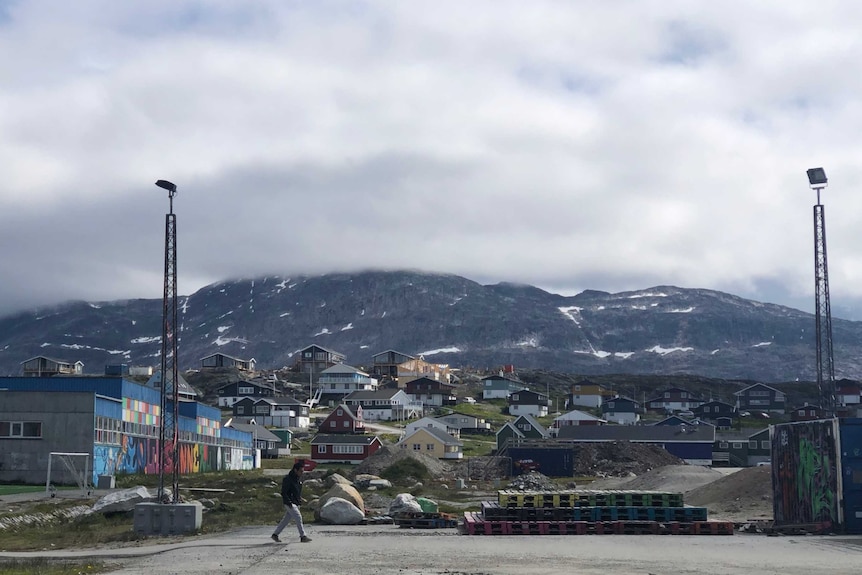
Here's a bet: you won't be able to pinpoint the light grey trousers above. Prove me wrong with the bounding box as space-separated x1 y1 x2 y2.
273 503 306 537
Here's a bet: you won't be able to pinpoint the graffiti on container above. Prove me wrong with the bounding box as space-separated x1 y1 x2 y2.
772 420 838 527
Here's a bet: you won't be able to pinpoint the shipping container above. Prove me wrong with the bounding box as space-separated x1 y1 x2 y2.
771 418 862 533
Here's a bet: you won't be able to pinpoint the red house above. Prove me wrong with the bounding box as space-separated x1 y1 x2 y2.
310 434 382 464
319 404 365 434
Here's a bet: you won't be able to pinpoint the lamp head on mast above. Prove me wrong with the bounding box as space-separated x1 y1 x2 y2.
155 180 178 213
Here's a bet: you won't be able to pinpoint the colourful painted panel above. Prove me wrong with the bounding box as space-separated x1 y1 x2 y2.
772 420 840 529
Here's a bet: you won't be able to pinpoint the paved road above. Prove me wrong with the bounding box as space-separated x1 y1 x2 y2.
3 524 862 574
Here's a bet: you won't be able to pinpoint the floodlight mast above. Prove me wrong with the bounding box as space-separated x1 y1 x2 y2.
155 179 180 504
807 167 836 417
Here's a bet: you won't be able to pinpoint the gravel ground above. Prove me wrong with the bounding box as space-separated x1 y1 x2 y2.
4 524 862 575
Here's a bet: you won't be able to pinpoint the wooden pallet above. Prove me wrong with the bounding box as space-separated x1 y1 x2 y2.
497 490 684 509
395 511 458 529
461 513 735 536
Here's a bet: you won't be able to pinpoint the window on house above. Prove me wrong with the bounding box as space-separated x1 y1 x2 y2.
732 442 743 449
749 441 757 449
664 392 670 398
318 445 327 453
607 402 615 409
330 421 336 428
343 420 350 428
0 421 42 438
236 406 245 414
238 386 254 395
719 441 728 449
426 444 434 450
512 394 519 401
798 410 805 416
761 441 770 449
413 443 421 451
574 385 581 391
337 410 343 416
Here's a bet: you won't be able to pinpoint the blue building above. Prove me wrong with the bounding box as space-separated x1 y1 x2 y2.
0 375 253 485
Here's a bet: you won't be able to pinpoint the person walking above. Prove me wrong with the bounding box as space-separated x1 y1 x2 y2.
272 460 312 543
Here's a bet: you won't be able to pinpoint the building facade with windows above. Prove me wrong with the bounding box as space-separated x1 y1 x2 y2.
0 376 253 485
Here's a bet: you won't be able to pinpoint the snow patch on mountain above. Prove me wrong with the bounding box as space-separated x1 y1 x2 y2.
646 345 694 355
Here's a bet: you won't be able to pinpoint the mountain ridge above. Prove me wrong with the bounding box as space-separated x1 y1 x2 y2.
0 270 857 382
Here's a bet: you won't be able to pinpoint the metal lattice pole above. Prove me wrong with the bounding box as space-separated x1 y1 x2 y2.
813 201 836 416
156 180 179 503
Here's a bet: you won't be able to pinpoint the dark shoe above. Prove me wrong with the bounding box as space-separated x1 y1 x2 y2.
271 534 281 542
300 536 312 543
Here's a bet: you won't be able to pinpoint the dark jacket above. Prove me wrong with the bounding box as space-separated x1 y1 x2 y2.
281 469 303 506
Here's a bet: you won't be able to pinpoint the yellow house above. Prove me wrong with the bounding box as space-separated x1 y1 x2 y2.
569 381 616 409
398 427 463 459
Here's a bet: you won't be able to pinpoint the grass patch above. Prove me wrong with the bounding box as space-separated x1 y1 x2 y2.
0 485 45 496
0 559 110 575
461 437 495 457
379 458 430 483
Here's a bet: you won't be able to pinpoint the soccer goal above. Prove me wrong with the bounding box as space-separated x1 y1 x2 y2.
46 452 92 497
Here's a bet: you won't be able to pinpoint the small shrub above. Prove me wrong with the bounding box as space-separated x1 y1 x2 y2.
379 459 430 483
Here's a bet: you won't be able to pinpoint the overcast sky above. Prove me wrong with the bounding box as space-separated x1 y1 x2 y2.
3 1 862 318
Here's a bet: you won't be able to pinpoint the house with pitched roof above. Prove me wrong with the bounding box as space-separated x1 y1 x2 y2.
508 389 550 418
343 389 423 421
405 376 457 407
217 380 275 407
370 349 415 380
552 409 606 430
295 344 346 375
734 383 786 414
496 414 549 452
567 380 616 408
232 396 310 429
21 356 84 377
482 374 527 399
318 403 365 434
399 426 463 459
405 416 460 439
644 387 704 413
600 396 642 425
201 353 256 372
310 434 383 464
318 364 379 405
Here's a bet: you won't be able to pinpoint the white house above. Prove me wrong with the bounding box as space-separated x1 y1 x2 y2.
508 389 550 418
318 364 379 400
552 409 606 429
405 417 460 439
343 389 423 421
482 374 527 399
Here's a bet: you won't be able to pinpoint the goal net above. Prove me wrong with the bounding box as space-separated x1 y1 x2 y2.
46 452 92 497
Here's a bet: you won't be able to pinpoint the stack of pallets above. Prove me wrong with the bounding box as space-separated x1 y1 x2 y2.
461 489 734 536
395 511 459 529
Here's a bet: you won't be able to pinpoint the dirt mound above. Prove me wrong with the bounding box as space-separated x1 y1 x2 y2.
352 445 450 479
591 465 724 493
684 466 773 521
574 441 684 477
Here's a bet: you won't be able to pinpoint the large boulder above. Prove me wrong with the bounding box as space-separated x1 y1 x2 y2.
326 473 353 487
354 474 392 490
317 483 365 516
319 497 365 525
388 493 422 516
92 486 160 514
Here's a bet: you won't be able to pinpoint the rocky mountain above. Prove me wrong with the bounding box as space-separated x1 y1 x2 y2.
0 270 860 383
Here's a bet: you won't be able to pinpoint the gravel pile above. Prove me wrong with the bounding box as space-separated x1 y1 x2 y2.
573 441 683 477
352 445 450 479
507 471 558 491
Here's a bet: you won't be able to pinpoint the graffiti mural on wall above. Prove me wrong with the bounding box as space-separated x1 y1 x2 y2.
93 434 251 483
772 420 839 528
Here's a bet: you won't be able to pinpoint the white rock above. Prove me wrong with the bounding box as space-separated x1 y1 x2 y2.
319 497 365 525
